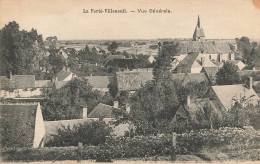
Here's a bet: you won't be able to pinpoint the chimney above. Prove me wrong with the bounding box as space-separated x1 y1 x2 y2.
126 103 131 113
187 95 191 107
82 106 88 119
250 77 253 90
113 101 119 108
10 72 12 80
55 76 58 81
201 57 205 66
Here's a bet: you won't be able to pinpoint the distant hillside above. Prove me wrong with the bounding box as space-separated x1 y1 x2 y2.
175 41 233 54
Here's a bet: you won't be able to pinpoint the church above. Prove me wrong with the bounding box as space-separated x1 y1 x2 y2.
192 15 205 41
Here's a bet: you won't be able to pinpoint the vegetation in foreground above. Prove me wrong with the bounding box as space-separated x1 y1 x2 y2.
1 127 260 162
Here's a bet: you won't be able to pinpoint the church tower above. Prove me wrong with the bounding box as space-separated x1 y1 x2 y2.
192 15 205 41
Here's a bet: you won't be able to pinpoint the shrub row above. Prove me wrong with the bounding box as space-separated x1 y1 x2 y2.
2 127 260 161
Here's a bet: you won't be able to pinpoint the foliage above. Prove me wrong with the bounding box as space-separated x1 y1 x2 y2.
133 54 154 68
0 21 46 76
42 78 112 121
236 37 260 69
216 62 240 85
2 127 260 161
153 41 179 82
121 42 181 135
77 45 107 64
45 121 112 147
107 41 118 55
108 77 118 99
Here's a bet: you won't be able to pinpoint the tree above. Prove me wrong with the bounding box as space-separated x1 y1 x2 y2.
42 78 112 121
108 78 118 99
128 42 180 135
45 121 112 147
216 62 240 85
236 37 260 69
107 41 118 55
0 21 46 76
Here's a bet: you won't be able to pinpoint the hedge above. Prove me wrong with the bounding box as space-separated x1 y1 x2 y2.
2 127 260 161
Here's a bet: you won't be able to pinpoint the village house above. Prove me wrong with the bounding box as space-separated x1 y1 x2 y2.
0 74 51 99
148 54 156 63
54 67 76 82
173 96 221 126
0 102 45 148
58 49 69 63
88 102 117 122
44 102 130 144
205 77 260 110
85 75 115 93
172 72 211 86
226 60 246 71
176 52 219 74
116 70 153 92
104 55 136 70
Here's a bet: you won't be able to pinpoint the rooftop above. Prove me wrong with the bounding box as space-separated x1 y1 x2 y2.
116 70 153 91
88 103 116 118
0 104 38 147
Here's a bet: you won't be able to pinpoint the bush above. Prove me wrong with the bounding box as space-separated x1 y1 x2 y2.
2 127 260 161
45 121 112 147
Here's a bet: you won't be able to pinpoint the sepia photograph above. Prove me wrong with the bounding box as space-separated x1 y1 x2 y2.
0 0 260 163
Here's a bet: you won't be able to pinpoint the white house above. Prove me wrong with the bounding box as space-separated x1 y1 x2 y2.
0 103 45 148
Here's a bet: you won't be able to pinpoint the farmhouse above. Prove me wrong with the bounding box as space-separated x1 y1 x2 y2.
205 78 260 110
226 60 246 70
116 70 153 92
54 67 76 81
172 73 210 86
0 103 45 148
173 96 221 124
104 55 136 69
85 75 115 92
0 74 51 99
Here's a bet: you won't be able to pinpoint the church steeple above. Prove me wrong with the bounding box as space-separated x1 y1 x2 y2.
192 15 205 41
197 15 200 28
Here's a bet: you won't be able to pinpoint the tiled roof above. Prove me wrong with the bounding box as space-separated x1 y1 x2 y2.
116 71 153 91
202 67 220 84
44 119 89 139
177 52 200 68
176 41 233 54
107 55 125 60
172 73 210 86
54 81 69 89
11 75 35 88
0 104 37 147
88 103 116 118
86 76 115 89
35 80 52 88
56 69 72 81
199 58 217 67
211 85 260 109
104 55 134 67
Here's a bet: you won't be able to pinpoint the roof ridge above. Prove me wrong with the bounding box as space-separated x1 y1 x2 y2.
44 119 85 123
98 103 114 108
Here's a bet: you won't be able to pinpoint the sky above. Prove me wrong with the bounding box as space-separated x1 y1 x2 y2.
0 0 260 40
